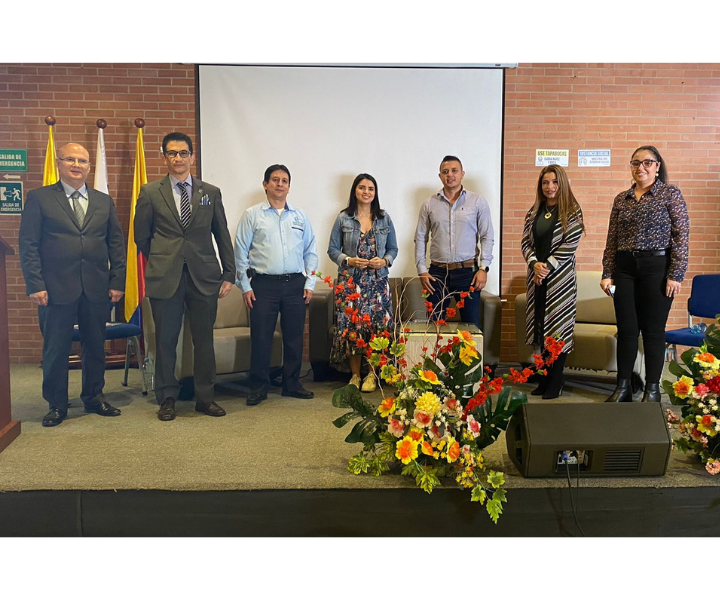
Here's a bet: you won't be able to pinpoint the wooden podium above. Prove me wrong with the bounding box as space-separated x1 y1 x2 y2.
0 236 20 454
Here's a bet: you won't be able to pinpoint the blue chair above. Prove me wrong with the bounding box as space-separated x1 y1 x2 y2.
665 275 720 362
72 319 148 395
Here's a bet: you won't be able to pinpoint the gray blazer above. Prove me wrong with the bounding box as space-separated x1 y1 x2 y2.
134 175 235 299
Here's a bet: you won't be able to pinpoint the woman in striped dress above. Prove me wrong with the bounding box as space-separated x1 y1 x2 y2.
521 165 585 399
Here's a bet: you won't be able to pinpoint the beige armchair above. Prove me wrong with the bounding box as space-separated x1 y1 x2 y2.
514 270 644 375
141 285 283 391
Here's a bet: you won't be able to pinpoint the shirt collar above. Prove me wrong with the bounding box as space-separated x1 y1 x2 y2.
438 187 466 203
625 178 662 199
60 180 88 199
169 173 193 189
262 198 295 212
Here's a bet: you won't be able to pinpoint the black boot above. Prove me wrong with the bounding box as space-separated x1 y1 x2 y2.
542 353 567 400
531 377 548 396
605 378 632 403
641 382 661 403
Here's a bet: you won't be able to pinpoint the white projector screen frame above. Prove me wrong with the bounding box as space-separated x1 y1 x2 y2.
197 64 504 296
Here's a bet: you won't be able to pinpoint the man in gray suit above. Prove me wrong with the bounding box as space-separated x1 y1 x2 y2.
134 132 235 421
19 142 126 427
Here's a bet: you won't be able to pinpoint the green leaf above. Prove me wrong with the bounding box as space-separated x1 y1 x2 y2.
347 454 370 475
332 411 360 429
370 337 389 351
471 485 486 504
492 488 507 505
487 470 505 488
345 419 379 444
416 469 441 494
332 384 363 408
668 360 692 379
486 498 503 524
422 357 443 376
390 342 406 357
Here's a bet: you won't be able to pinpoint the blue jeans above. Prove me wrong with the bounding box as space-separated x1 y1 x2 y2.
426 265 481 329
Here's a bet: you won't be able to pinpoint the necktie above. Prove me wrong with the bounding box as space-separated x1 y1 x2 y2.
71 190 85 227
178 181 191 228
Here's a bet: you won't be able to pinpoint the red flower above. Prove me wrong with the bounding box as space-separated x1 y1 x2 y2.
424 301 434 312
446 308 457 318
323 276 332 285
344 306 354 316
362 314 371 324
403 328 411 333
355 338 367 348
460 291 469 299
311 270 316 276
379 355 388 367
455 299 465 309
437 320 447 326
707 376 720 394
469 286 475 292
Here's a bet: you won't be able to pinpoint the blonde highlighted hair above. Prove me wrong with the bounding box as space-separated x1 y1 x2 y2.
531 164 585 233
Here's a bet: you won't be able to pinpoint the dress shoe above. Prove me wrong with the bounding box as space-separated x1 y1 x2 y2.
42 408 66 427
349 374 362 388
247 391 267 406
605 379 633 403
281 388 315 399
84 401 121 417
641 382 662 403
157 398 176 421
195 401 226 416
361 373 377 393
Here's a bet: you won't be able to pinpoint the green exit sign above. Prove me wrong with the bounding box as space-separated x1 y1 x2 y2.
0 149 28 172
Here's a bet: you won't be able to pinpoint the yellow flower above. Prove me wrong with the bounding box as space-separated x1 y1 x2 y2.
673 376 694 399
419 370 442 385
459 344 479 366
416 391 442 416
377 397 396 418
696 414 718 437
458 329 477 347
694 352 720 370
395 436 419 464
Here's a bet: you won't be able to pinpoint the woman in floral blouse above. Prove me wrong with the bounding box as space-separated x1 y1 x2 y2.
601 145 690 403
327 174 398 392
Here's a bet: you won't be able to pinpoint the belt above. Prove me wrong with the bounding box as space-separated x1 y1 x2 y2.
618 249 669 258
253 273 304 281
430 260 475 270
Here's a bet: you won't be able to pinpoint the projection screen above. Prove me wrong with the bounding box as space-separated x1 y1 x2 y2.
197 64 504 296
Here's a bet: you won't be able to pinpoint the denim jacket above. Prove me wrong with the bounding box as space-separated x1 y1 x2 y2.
327 211 398 279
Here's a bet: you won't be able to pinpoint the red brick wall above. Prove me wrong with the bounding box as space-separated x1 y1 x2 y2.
503 63 720 360
0 63 196 363
2 63 719 364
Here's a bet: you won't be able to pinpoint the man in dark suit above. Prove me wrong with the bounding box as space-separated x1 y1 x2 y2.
134 132 235 421
19 142 126 427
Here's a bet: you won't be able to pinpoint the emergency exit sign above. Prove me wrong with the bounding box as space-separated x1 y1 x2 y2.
0 149 28 171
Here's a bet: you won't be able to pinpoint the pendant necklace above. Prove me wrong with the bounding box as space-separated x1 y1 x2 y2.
544 204 557 220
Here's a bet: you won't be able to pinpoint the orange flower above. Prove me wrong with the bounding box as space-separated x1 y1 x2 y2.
409 429 424 442
323 276 332 285
446 307 457 318
456 299 465 309
447 440 461 463
460 291 469 299
421 441 434 456
420 370 441 385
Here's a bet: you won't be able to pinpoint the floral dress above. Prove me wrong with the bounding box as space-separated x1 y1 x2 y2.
330 229 393 372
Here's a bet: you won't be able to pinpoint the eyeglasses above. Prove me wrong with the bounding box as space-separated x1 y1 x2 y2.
630 159 658 169
165 150 191 159
57 157 89 166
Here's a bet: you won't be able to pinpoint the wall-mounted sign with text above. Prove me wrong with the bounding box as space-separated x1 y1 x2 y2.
0 182 23 214
0 149 28 172
578 149 611 167
535 149 569 167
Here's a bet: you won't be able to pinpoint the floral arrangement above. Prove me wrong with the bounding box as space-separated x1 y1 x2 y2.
327 276 563 523
663 316 720 475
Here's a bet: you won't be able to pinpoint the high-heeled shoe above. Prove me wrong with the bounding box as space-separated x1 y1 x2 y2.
531 379 548 396
605 378 633 402
641 382 661 403
540 353 566 399
542 383 564 400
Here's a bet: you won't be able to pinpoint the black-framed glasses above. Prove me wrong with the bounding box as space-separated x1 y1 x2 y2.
165 150 191 159
630 159 658 169
57 157 89 166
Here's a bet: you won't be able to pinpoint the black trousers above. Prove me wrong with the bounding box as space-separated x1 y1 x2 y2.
39 294 109 412
150 268 219 404
612 253 673 382
249 273 306 394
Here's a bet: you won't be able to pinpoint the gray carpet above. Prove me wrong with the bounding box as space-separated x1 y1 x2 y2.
0 362 717 492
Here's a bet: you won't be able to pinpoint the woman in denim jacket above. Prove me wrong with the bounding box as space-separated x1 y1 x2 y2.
327 173 398 391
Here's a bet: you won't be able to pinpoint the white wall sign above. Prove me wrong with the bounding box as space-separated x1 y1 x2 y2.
535 149 569 167
578 149 611 167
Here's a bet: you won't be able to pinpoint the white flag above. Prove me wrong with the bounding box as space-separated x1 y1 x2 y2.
94 127 109 194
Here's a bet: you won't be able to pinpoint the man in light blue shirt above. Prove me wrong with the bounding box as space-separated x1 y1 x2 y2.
235 164 318 406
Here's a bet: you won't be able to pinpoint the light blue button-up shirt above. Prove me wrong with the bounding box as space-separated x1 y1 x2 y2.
169 173 193 217
235 199 318 293
60 180 89 215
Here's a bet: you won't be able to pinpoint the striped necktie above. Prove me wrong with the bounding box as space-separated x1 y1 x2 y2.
178 181 191 228
71 190 85 227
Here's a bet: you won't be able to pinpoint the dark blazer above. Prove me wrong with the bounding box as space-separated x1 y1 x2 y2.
134 175 235 299
18 182 126 305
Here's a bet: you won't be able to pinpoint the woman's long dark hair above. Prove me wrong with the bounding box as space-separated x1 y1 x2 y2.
342 173 385 220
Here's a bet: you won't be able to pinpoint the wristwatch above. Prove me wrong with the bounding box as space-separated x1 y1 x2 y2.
482 266 489 273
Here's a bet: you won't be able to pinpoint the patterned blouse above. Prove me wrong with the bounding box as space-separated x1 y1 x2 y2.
601 179 690 282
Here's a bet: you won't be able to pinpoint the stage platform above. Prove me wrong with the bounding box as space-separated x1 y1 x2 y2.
0 364 718 536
